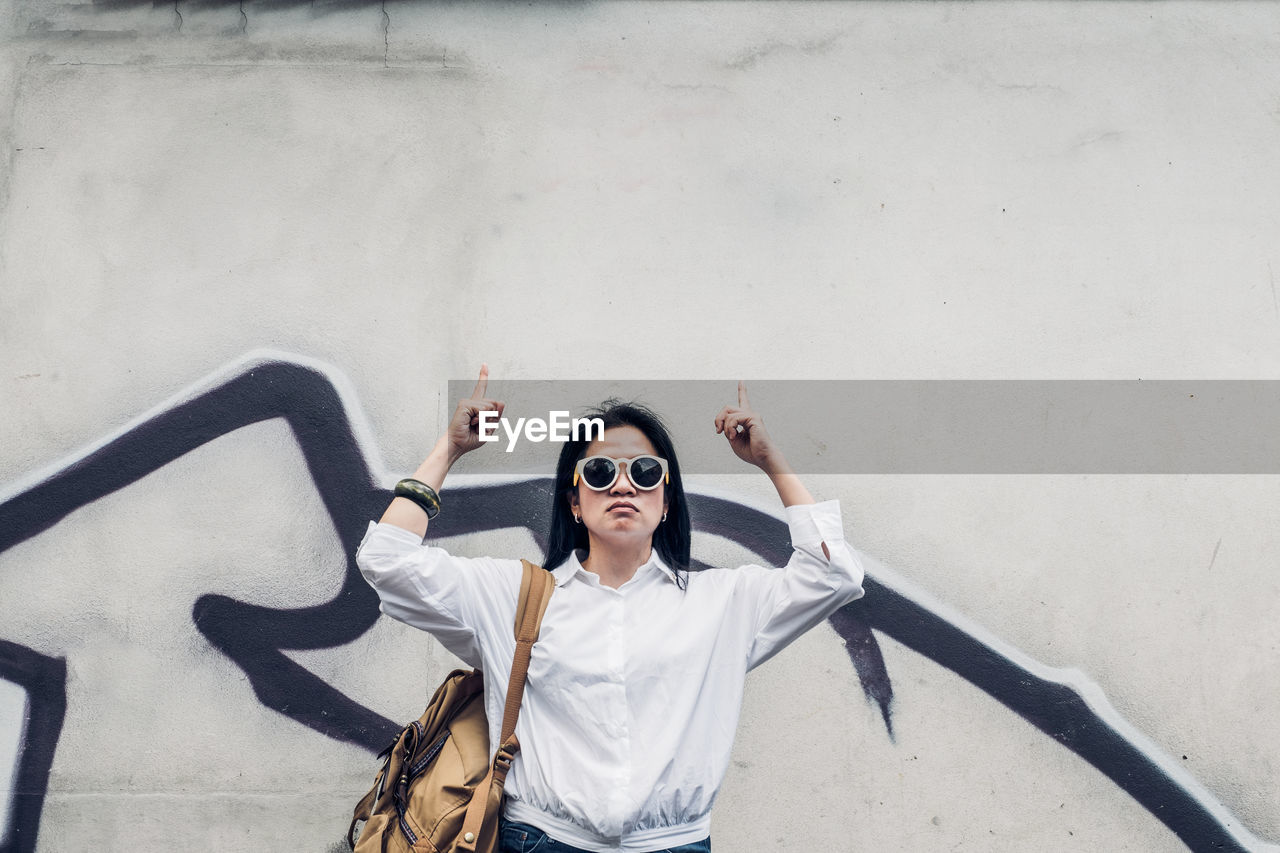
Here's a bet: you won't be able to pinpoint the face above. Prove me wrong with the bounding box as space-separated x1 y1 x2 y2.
567 425 669 548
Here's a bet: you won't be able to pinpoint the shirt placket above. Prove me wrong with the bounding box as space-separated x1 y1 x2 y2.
605 585 631 829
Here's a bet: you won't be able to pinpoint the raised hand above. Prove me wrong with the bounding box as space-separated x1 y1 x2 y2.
714 381 782 472
446 363 505 460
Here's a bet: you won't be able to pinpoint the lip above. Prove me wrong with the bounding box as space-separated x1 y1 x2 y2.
607 502 639 513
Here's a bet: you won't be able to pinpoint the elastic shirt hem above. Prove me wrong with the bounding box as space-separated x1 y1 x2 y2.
503 800 712 852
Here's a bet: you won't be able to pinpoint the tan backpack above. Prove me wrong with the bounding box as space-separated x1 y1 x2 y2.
348 559 554 853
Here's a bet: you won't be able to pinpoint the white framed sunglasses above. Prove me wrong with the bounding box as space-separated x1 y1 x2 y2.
573 454 670 492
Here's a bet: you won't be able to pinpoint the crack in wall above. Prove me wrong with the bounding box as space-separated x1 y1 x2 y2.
380 0 389 67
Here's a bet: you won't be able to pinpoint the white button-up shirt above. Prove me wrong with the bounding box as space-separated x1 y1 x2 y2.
355 499 865 852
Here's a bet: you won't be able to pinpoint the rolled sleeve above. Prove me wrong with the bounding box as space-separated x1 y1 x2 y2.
355 521 522 668
784 499 843 547
745 500 866 670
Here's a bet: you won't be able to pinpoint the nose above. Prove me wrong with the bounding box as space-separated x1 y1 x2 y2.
609 461 637 494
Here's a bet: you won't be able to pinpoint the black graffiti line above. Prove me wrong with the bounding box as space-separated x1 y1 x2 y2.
0 642 66 853
677 495 1273 851
0 358 889 750
1 359 398 746
0 352 1272 853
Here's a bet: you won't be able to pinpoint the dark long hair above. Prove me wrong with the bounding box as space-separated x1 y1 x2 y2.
544 399 691 589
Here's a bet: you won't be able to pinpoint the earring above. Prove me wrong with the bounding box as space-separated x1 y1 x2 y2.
661 511 668 523
574 514 582 524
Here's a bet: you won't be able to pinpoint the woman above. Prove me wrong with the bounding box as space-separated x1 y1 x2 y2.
355 366 865 853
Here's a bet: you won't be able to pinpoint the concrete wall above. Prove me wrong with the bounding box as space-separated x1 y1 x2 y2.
2 2 1279 851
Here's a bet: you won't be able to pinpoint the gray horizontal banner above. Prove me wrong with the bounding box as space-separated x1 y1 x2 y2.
445 380 1280 474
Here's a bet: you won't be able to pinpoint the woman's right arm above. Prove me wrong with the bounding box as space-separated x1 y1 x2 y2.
356 364 517 667
377 363 505 537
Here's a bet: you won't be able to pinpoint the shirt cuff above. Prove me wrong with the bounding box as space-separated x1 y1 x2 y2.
784 499 844 548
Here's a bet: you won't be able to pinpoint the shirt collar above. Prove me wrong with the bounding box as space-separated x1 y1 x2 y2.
553 548 680 587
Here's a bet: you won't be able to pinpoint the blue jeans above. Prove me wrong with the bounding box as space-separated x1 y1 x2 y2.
499 819 711 853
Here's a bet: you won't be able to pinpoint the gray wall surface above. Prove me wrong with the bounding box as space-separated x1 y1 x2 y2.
2 2 1279 851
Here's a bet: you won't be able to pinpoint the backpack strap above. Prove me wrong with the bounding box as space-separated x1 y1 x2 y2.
501 559 554 743
455 559 554 852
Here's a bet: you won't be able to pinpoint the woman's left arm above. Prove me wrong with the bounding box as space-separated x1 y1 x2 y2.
714 381 828 555
716 382 867 668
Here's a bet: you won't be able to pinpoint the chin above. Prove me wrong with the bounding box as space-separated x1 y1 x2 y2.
599 520 656 536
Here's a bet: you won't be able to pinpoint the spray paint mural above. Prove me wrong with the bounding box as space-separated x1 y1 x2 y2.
0 352 1273 853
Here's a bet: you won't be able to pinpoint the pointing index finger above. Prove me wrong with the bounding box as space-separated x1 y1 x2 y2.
471 363 489 399
738 380 750 410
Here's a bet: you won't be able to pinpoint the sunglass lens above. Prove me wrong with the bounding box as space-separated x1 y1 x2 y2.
581 457 618 490
629 456 664 489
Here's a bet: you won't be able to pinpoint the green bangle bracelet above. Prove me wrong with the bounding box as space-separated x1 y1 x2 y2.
394 478 442 519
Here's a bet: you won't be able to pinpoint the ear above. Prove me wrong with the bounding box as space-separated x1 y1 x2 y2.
567 489 581 514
